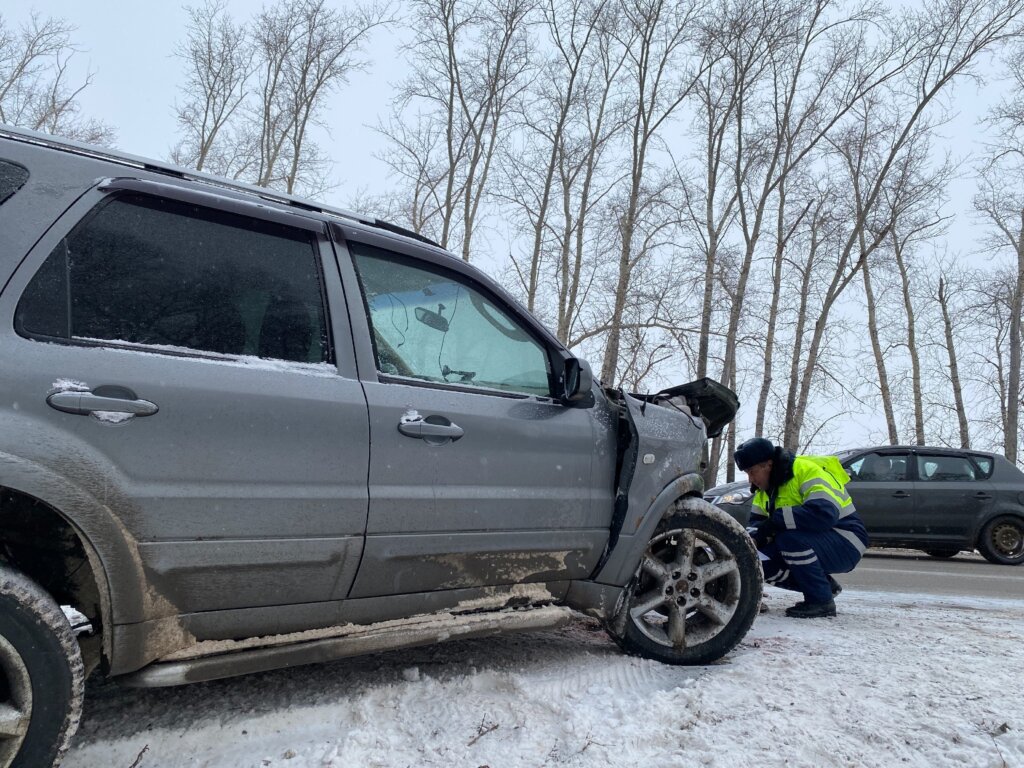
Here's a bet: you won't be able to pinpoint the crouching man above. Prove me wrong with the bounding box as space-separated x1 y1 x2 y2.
734 438 869 618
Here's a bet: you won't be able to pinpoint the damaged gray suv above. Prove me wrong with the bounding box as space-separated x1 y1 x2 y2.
0 125 761 767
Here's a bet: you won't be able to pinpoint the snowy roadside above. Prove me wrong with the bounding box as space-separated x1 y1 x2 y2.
63 589 1024 768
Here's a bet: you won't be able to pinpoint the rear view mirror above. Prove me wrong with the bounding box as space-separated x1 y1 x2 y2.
415 305 449 332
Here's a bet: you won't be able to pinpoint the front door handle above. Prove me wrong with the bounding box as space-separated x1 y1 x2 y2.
47 386 158 417
891 490 911 498
397 415 464 443
974 492 993 500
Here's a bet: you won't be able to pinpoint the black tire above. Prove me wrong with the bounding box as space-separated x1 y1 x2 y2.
922 548 959 559
607 498 762 665
0 564 84 768
977 515 1024 565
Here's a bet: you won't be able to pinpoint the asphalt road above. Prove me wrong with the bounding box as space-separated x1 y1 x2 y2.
838 548 1024 600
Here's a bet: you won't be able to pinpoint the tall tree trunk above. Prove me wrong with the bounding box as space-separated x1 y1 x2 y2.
1007 214 1024 463
893 235 925 444
938 276 970 448
862 256 899 444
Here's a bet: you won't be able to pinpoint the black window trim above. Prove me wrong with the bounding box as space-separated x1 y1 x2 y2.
99 177 328 233
16 187 337 366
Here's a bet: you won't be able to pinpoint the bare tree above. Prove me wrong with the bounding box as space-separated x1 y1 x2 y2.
252 0 392 195
936 271 971 448
497 0 612 313
0 12 114 144
171 0 253 174
170 0 390 195
598 0 707 384
861 249 900 444
379 0 533 259
783 0 1024 448
973 40 1024 463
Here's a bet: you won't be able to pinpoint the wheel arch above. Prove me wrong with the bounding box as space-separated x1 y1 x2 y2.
0 451 154 671
590 472 705 587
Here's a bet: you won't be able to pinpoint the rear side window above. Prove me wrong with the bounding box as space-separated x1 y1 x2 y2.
916 454 978 482
0 159 29 206
971 455 994 479
15 193 329 363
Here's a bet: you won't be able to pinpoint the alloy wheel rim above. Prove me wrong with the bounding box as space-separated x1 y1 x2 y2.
629 527 741 651
0 634 32 766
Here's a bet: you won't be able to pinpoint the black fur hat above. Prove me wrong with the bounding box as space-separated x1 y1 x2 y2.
734 437 775 471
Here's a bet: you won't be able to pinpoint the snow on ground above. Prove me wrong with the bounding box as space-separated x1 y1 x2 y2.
63 589 1023 768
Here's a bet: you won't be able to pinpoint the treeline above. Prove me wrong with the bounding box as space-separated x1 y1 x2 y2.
4 0 1024 481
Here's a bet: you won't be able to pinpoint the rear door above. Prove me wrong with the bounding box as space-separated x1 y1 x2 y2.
845 451 913 542
2 180 369 619
912 452 995 547
337 235 614 598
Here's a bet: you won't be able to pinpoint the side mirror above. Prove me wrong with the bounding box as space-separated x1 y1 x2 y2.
561 356 594 406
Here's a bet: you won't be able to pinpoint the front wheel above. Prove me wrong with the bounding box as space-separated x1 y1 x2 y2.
977 515 1024 565
0 564 85 768
607 498 762 665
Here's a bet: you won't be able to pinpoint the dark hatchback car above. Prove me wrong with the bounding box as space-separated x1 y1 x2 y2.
705 446 1024 565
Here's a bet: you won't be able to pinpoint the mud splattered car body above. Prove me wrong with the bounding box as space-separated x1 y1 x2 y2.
0 125 761 766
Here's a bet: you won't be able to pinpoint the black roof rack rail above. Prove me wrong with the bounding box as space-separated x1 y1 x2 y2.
370 218 440 247
0 123 441 248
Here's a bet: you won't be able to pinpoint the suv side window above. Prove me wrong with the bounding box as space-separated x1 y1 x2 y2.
848 452 909 482
351 243 552 397
15 193 329 363
916 454 978 482
0 159 29 205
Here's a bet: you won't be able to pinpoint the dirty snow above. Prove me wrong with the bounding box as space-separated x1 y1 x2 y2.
62 589 1023 768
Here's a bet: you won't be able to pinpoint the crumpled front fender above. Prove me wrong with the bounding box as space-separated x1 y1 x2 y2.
590 471 705 586
589 390 709 586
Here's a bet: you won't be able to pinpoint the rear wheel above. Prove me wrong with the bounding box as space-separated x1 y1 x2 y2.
0 564 84 768
977 516 1024 565
608 498 762 665
922 548 959 559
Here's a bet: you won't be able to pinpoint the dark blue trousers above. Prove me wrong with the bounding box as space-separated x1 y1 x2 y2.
760 529 862 604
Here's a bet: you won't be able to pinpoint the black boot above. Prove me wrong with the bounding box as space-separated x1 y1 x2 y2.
828 576 842 597
785 599 836 618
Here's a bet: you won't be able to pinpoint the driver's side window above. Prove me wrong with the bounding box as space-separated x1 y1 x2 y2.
351 243 552 397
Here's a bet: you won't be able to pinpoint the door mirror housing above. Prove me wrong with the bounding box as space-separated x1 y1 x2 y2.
560 356 594 407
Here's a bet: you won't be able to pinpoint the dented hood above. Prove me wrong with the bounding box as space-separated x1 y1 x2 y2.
636 378 739 438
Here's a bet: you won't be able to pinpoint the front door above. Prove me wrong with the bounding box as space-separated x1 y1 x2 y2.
341 239 613 598
2 185 369 620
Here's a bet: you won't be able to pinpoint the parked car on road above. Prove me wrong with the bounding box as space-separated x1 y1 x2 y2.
0 124 761 767
705 446 1024 566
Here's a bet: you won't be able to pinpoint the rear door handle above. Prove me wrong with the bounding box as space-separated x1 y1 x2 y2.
47 386 159 417
891 490 911 498
974 492 993 500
